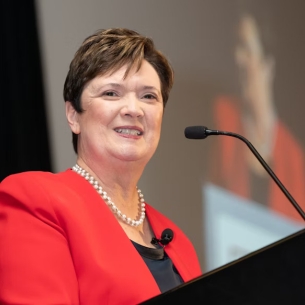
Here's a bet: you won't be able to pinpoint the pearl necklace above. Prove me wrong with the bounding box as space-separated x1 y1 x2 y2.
72 164 146 227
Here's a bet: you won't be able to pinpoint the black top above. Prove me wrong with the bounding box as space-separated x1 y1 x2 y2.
131 240 183 293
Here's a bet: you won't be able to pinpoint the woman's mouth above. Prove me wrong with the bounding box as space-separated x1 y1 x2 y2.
114 128 143 136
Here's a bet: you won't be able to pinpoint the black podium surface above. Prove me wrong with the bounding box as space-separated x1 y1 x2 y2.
141 229 305 305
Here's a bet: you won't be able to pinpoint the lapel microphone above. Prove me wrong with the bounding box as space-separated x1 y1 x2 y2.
151 228 174 246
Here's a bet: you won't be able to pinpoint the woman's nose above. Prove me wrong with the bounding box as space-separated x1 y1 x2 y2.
120 96 144 118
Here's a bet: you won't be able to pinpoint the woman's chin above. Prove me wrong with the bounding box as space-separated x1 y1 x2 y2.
113 149 152 164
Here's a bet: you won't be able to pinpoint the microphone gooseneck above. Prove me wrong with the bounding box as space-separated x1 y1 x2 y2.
184 125 305 221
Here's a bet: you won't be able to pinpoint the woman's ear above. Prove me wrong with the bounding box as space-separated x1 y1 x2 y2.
65 101 80 134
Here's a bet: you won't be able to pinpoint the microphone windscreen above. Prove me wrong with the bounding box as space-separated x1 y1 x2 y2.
160 228 174 245
184 126 208 139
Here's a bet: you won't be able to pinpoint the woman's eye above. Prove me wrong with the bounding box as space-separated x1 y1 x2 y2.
103 91 117 97
143 93 156 100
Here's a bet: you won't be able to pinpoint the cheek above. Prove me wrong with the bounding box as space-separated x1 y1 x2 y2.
150 114 163 146
151 110 163 131
82 106 109 128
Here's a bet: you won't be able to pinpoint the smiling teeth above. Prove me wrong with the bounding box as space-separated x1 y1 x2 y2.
115 128 142 136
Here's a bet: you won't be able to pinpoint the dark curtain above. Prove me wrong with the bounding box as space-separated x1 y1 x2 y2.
1 0 52 181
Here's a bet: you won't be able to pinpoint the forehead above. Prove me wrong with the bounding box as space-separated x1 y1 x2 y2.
90 60 161 89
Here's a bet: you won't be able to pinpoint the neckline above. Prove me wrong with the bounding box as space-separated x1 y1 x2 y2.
131 240 164 260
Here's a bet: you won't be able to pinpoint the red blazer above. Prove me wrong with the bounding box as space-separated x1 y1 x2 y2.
0 170 202 305
210 96 305 222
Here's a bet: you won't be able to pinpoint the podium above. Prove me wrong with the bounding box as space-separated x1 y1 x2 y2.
141 229 305 304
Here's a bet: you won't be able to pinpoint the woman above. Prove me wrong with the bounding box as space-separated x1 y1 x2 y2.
0 28 201 304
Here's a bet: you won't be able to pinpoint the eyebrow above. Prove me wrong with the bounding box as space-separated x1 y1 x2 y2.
106 83 122 88
106 83 160 92
88 82 121 95
142 85 160 93
93 83 161 93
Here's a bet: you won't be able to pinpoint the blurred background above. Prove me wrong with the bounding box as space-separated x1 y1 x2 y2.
2 0 305 272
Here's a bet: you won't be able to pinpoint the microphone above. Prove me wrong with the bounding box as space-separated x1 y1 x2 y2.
185 125 224 139
151 228 174 246
184 125 305 221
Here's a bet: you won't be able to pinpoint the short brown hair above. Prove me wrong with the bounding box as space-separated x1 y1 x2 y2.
63 28 174 153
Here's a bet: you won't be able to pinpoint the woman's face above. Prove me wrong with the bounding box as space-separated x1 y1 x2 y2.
66 60 164 166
